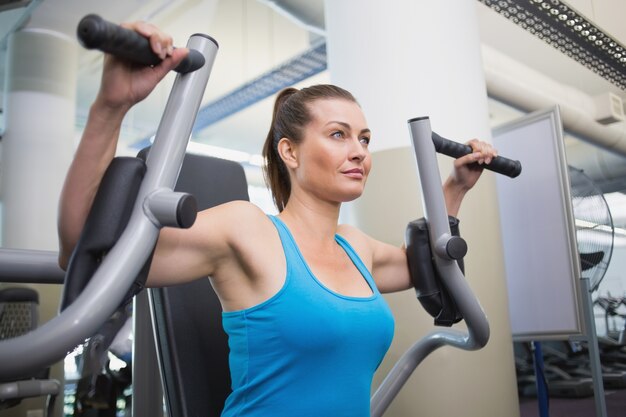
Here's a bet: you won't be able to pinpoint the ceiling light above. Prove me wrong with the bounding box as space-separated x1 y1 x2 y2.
479 0 626 90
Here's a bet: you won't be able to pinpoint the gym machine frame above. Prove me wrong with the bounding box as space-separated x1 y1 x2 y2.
370 117 520 416
0 17 219 380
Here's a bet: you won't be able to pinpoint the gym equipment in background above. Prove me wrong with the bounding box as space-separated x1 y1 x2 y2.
569 166 614 293
594 295 626 345
513 341 594 399
0 288 61 417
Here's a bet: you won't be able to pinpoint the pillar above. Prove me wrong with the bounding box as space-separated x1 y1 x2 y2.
325 1 520 416
0 28 77 417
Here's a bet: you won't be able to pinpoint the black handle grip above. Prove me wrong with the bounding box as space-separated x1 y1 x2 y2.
432 132 522 178
76 14 205 74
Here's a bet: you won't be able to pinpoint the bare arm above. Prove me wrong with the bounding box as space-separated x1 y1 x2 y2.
56 22 276 302
443 138 497 217
57 22 188 269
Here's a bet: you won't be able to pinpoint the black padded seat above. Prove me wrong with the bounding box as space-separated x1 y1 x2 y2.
149 153 249 417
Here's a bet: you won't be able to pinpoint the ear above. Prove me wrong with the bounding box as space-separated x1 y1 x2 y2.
277 137 299 169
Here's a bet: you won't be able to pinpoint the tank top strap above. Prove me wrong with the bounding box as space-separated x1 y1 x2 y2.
269 215 379 296
268 215 300 260
334 234 380 295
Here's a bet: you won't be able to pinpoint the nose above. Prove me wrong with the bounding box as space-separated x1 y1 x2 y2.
348 137 367 161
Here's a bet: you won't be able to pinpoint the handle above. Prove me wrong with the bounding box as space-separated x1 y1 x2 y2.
77 14 208 74
431 131 522 178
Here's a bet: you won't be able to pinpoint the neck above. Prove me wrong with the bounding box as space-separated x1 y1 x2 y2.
279 192 341 244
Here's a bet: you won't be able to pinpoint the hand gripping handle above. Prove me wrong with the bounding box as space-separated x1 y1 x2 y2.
77 14 209 74
431 131 522 178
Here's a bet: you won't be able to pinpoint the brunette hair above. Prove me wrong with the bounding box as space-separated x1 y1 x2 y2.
262 84 357 211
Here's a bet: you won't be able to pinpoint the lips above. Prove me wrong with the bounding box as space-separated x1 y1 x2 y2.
342 168 364 178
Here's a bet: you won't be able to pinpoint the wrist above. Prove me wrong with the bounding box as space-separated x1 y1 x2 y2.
444 175 471 194
90 96 130 126
443 177 468 217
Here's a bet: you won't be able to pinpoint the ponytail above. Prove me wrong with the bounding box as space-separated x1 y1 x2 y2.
262 88 298 212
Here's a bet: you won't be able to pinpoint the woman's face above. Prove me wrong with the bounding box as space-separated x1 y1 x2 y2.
287 98 372 204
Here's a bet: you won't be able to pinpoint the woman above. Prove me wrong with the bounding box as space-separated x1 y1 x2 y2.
58 22 496 417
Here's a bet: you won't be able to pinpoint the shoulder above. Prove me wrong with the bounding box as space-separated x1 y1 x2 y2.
207 199 266 219
337 223 371 244
337 224 374 266
337 224 405 270
195 200 273 240
193 200 282 276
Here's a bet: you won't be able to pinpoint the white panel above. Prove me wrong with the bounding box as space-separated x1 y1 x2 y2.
493 107 585 340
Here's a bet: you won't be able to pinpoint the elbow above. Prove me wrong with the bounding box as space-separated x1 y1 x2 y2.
57 239 71 271
58 251 69 271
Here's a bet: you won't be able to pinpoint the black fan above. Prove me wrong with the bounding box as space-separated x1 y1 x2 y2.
568 166 615 291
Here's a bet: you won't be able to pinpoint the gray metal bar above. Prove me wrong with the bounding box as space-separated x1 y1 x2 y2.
133 291 164 417
580 278 608 417
146 190 193 228
370 117 490 417
0 379 60 400
0 249 65 284
0 34 218 380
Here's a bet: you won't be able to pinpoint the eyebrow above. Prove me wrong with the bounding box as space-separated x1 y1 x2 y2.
326 121 371 135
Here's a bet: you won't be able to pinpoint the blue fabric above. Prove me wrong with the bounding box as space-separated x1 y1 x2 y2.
221 215 395 417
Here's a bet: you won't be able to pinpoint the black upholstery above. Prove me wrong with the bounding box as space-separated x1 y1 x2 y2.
149 152 249 417
406 216 464 327
61 157 147 311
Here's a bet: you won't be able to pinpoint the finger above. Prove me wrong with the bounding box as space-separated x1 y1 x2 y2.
470 140 486 165
455 151 484 168
166 47 189 69
478 143 493 164
122 21 173 60
485 144 498 164
150 47 190 79
467 139 497 165
477 142 498 165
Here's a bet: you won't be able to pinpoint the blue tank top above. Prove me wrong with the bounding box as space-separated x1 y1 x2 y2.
220 216 395 417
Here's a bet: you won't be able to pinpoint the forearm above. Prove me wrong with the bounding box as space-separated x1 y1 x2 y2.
443 177 469 218
57 100 127 268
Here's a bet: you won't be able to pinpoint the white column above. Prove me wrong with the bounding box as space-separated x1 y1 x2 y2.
325 1 519 416
2 28 76 250
1 28 77 417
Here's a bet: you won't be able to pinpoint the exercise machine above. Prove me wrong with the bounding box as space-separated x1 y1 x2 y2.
369 117 520 416
0 15 522 417
0 11 219 383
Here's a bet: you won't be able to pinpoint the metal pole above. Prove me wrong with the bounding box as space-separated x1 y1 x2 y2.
0 249 65 284
133 291 164 417
580 277 608 417
531 341 550 417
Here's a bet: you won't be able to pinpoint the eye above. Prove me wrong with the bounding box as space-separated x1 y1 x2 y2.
360 136 371 145
331 130 344 139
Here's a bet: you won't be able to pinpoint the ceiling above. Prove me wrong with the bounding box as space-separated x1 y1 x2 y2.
1 0 626 198
1 0 624 148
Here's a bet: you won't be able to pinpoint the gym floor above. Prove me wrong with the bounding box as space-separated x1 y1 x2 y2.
519 388 626 417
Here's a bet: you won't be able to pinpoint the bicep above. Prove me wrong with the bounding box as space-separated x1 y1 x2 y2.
371 239 413 294
146 201 255 287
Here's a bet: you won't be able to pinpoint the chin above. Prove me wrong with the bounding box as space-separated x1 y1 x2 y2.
340 189 365 202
